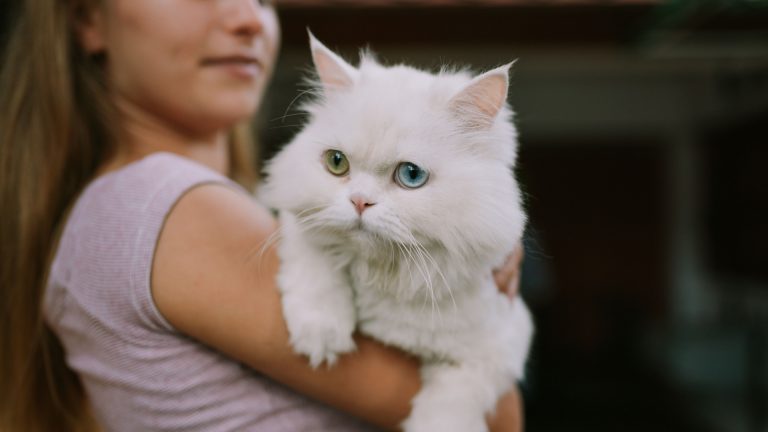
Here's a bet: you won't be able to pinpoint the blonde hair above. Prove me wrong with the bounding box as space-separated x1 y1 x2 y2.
0 1 257 430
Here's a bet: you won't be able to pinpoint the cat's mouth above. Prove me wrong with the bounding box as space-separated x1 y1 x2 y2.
351 219 381 238
353 219 369 232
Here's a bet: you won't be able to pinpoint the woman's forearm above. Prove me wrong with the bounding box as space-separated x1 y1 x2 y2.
256 331 421 430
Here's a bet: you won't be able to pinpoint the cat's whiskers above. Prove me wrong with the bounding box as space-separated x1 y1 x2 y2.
396 241 430 310
384 214 442 311
380 213 412 244
392 242 411 301
295 217 333 236
376 213 438 313
419 245 446 325
246 228 283 277
393 246 404 300
292 213 331 237
414 245 441 326
368 217 395 263
291 207 450 323
387 240 398 294
399 241 441 325
408 233 458 313
248 205 327 271
297 205 346 230
294 205 327 220
280 87 320 124
365 232 393 297
268 112 308 123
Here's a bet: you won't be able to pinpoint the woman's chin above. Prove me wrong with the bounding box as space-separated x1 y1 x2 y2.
202 106 258 132
205 90 260 120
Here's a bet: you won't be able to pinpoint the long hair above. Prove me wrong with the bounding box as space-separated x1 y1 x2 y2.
0 1 257 430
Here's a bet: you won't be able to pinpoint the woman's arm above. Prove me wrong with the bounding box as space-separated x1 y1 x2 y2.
152 183 522 430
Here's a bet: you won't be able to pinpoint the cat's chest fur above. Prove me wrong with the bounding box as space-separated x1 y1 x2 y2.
341 242 499 362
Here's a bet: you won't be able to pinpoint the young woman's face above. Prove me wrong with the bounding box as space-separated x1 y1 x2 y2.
86 0 280 135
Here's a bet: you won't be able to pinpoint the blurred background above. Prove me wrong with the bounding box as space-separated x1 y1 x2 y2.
260 1 768 431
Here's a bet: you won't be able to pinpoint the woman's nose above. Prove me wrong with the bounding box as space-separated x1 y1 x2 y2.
223 0 265 38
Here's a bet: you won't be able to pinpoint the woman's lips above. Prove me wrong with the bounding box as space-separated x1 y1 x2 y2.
201 56 261 79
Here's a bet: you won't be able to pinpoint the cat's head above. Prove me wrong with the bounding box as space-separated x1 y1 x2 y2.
261 35 525 260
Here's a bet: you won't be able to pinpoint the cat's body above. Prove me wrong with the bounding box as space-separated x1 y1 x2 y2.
261 35 533 432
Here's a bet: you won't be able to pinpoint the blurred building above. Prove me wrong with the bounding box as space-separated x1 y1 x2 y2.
262 1 768 431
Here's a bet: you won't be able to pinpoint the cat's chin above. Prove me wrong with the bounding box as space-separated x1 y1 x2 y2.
345 222 397 250
309 219 382 245
349 220 378 239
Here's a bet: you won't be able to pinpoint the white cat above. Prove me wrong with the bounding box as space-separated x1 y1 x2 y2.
260 35 534 432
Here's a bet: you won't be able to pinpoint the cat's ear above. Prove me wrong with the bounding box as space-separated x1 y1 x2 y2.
308 30 358 93
449 62 514 129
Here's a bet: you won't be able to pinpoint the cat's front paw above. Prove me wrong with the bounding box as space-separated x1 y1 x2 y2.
289 318 357 368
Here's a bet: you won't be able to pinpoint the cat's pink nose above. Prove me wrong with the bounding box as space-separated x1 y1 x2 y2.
350 194 375 215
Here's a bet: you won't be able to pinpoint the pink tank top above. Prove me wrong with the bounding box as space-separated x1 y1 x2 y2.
44 152 374 431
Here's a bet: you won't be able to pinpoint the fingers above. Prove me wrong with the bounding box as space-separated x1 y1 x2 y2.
493 243 524 299
486 385 523 432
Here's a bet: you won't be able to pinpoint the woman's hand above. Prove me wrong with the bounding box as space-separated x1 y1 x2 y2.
493 243 524 300
487 387 524 432
489 244 525 432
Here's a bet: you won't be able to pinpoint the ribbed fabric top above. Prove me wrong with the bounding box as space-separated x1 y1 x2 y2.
44 152 374 431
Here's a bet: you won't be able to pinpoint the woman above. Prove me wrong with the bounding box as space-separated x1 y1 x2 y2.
0 0 524 430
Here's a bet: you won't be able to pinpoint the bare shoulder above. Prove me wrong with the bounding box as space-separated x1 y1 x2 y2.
157 182 277 251
151 183 285 366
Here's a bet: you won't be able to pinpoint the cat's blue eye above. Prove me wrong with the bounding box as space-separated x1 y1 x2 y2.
394 162 429 189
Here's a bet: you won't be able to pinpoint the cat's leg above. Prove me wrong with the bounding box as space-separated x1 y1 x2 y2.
403 297 533 432
496 296 534 380
403 362 503 432
277 218 356 368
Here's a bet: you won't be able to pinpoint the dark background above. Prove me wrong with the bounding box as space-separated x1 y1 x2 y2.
262 1 768 431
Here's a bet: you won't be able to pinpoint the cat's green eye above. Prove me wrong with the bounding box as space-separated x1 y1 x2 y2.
324 150 350 176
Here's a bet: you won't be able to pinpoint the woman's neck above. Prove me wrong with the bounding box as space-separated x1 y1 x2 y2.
100 98 230 176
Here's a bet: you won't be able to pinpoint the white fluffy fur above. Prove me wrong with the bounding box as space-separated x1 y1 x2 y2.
260 36 533 432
